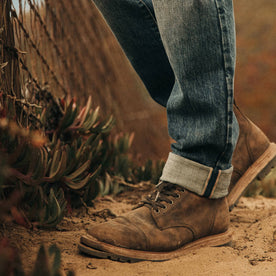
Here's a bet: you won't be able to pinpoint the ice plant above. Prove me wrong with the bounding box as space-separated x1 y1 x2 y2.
0 91 164 227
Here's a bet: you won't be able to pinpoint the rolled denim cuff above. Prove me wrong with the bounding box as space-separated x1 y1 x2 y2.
160 152 233 199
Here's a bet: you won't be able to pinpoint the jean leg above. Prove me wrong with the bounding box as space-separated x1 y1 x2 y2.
93 0 174 107
153 0 239 198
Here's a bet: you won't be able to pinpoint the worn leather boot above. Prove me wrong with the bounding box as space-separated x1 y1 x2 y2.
79 182 231 262
228 105 276 210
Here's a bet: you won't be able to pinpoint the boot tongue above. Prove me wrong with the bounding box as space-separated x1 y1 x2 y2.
137 182 183 211
154 181 174 201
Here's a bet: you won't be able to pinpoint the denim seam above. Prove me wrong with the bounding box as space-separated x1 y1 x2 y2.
214 0 235 168
203 0 235 197
138 0 157 24
209 170 222 198
201 168 213 196
137 0 164 48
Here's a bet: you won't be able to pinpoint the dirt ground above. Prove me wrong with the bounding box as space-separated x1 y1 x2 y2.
2 186 276 276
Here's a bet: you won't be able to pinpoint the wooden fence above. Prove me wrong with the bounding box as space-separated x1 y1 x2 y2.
0 0 171 161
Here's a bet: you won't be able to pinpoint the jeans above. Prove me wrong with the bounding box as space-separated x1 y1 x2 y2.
93 0 239 198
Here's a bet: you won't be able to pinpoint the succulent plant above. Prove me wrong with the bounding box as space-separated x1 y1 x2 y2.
0 240 74 276
0 90 165 228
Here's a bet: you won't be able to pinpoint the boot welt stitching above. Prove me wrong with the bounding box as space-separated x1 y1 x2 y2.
80 229 232 260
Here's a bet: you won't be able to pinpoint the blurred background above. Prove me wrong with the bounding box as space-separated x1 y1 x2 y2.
234 0 276 142
8 0 276 162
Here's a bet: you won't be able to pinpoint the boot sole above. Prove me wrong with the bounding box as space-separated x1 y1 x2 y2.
79 229 232 262
227 142 276 211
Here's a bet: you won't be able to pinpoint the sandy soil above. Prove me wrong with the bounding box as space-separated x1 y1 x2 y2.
2 188 276 276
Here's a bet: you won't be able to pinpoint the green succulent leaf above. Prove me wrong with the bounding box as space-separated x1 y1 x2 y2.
66 160 90 180
49 150 67 180
31 245 51 276
39 188 66 228
48 244 62 275
64 173 92 190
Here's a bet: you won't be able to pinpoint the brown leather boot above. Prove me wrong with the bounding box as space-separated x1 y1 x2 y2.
228 105 276 210
79 182 231 262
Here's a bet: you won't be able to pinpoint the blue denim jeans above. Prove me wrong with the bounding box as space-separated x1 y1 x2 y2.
93 0 239 198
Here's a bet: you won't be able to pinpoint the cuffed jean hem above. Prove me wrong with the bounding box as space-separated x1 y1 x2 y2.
160 152 233 199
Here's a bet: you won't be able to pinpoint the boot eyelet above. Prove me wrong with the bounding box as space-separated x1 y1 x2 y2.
162 205 167 209
169 200 174 205
155 209 160 213
176 194 180 198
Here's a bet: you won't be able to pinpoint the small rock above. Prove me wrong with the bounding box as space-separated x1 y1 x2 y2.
87 262 97 269
249 259 258 266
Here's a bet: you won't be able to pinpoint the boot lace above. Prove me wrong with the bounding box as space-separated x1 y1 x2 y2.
139 181 185 212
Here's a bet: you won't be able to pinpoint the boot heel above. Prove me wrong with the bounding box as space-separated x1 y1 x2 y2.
257 154 276 180
228 143 276 210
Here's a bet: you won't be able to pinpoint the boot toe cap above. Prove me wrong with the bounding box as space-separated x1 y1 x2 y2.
87 217 148 250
